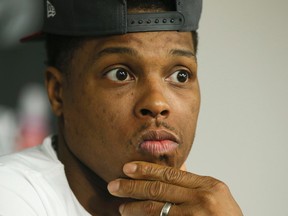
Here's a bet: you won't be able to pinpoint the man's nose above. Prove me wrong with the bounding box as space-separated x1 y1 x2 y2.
134 84 170 119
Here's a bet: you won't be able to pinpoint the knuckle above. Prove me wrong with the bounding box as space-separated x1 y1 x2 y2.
213 180 229 192
140 164 154 177
202 176 216 185
146 181 165 200
195 178 230 213
202 176 225 189
163 167 183 183
123 180 137 195
198 191 218 211
143 201 158 215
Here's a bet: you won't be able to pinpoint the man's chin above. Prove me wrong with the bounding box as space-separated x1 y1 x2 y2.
103 154 184 182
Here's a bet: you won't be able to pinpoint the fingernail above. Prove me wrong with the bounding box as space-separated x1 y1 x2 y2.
107 180 120 194
119 204 124 215
123 163 137 174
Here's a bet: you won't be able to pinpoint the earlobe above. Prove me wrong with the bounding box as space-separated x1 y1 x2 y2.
45 67 64 117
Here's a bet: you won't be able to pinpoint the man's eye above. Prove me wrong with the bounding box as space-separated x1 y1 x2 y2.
105 68 133 82
168 70 191 83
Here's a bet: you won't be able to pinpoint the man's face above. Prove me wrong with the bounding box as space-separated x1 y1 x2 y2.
59 31 200 182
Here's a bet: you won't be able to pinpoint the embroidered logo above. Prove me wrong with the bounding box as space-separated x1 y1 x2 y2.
47 0 56 18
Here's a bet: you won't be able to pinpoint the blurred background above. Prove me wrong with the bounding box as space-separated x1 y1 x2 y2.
0 0 50 154
188 1 288 216
0 0 287 215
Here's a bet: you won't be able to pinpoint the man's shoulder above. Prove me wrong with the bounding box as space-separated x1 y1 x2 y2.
0 136 61 174
0 137 69 216
0 136 64 200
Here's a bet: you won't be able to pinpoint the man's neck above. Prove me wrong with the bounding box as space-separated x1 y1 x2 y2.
55 134 124 216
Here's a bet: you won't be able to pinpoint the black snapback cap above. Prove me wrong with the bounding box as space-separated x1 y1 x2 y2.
21 0 202 42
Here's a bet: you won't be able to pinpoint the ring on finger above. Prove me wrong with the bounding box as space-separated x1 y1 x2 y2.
160 202 173 216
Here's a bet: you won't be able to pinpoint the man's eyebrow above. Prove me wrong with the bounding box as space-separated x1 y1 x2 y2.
94 47 138 61
169 49 195 58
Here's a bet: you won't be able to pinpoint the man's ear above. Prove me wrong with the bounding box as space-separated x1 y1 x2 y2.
45 67 64 117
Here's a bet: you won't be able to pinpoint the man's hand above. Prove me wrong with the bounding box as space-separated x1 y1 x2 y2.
108 162 243 216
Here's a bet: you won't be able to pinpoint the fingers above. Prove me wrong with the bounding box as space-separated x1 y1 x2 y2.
120 201 165 216
108 178 191 203
108 162 243 216
122 161 218 189
107 177 229 207
108 177 243 216
119 201 185 216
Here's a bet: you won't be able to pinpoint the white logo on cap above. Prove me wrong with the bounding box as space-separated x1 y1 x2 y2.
47 0 56 18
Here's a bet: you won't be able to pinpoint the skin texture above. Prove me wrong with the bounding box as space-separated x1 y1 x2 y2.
46 31 243 215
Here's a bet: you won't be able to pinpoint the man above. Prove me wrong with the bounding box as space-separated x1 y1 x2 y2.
0 0 243 215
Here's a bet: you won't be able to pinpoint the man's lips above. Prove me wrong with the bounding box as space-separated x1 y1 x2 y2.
138 130 180 156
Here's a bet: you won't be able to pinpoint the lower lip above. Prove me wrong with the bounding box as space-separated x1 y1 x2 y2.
139 140 178 156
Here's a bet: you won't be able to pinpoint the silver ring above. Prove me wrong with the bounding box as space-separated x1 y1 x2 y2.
160 202 173 216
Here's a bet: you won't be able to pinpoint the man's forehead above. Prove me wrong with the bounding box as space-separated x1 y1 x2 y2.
83 31 195 64
93 31 194 49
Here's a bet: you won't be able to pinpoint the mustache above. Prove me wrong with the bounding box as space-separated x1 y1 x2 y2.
138 121 177 133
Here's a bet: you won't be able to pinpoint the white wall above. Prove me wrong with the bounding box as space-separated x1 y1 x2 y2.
187 1 288 215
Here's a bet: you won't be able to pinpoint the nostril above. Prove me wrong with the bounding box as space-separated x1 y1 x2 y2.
160 110 169 116
140 109 169 117
140 109 151 116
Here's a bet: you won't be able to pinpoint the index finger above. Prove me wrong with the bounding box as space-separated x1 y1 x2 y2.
123 161 217 189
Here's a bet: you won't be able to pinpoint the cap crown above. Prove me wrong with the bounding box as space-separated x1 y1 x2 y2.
44 0 202 36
